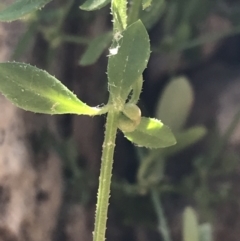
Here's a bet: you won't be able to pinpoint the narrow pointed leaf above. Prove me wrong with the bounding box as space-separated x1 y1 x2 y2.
80 0 111 11
0 62 100 115
79 32 112 66
122 117 176 148
111 0 127 32
108 20 150 106
0 0 51 22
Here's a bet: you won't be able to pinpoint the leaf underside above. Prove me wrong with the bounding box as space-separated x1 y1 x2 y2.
0 62 99 115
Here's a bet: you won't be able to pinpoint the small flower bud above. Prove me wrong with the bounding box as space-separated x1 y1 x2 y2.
123 103 141 125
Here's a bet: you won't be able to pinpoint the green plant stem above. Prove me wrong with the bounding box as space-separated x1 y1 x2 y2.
128 0 142 25
151 189 172 241
93 110 119 241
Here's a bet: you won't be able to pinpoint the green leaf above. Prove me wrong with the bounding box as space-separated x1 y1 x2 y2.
183 207 199 241
155 76 194 131
123 117 176 148
142 0 152 10
0 62 101 115
111 0 127 32
79 32 112 66
162 126 207 157
80 0 111 11
108 20 150 106
0 0 51 22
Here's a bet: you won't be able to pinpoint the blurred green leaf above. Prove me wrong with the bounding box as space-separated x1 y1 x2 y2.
199 223 213 241
156 76 194 131
123 117 176 148
162 126 207 157
174 22 191 45
108 20 150 106
183 207 199 241
79 32 112 66
80 0 111 11
137 153 165 188
0 62 101 115
0 0 51 22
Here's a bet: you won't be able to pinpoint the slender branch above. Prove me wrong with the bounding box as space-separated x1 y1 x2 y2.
151 189 172 241
93 110 119 241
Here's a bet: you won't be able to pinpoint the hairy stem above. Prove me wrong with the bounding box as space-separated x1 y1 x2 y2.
93 110 119 241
